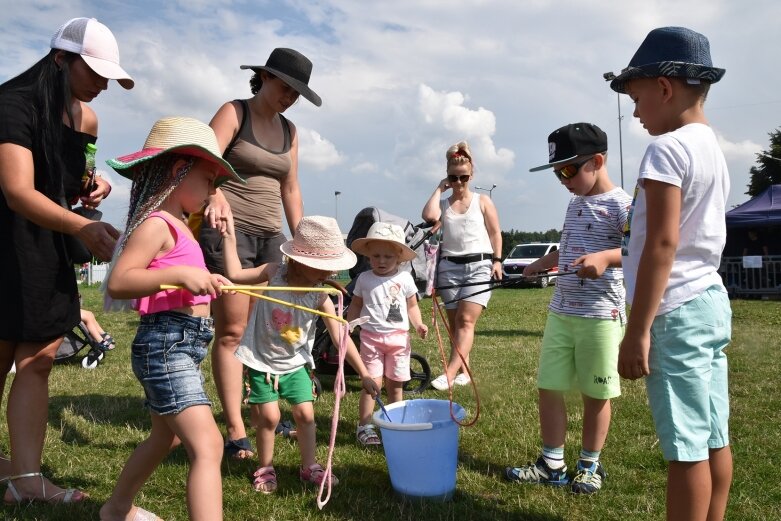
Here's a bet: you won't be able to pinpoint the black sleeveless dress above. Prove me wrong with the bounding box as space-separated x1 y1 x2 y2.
0 88 96 342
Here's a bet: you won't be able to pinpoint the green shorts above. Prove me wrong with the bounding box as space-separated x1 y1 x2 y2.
537 311 623 399
247 366 314 405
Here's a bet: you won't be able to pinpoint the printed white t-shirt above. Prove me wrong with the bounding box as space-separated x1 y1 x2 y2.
352 269 418 334
622 123 730 315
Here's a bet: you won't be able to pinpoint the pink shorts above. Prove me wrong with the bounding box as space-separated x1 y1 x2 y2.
359 329 411 382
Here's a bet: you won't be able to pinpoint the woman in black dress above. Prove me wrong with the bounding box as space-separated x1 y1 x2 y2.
0 18 131 504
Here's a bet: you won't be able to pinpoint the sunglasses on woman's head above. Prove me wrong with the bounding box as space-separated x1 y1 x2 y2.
448 174 471 183
554 156 593 181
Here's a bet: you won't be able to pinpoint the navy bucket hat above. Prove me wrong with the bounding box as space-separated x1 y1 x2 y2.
609 26 725 94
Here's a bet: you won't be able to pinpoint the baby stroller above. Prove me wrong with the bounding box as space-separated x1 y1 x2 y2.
310 207 436 395
55 322 114 369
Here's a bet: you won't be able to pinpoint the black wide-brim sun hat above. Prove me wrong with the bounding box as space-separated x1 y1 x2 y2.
241 47 322 107
610 26 725 94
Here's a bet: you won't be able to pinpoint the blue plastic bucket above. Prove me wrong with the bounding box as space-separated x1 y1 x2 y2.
373 399 465 501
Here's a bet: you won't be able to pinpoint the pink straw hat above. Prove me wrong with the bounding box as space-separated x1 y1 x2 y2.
280 216 357 272
106 117 244 187
351 222 417 262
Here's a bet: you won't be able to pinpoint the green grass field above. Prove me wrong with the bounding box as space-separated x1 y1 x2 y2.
2 285 779 520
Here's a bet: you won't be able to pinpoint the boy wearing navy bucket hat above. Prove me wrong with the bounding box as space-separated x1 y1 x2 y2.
608 27 732 520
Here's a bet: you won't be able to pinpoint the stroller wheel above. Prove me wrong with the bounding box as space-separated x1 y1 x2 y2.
81 356 99 370
403 352 431 395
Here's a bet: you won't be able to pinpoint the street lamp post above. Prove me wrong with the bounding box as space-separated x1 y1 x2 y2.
474 183 497 198
334 191 341 223
602 72 625 189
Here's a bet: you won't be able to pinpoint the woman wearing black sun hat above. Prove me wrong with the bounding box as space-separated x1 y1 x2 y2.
196 47 322 460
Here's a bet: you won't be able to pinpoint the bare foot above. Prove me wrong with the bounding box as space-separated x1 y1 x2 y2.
99 503 163 521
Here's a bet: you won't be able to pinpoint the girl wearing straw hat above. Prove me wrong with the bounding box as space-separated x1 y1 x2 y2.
347 222 429 447
199 47 321 461
0 17 130 505
100 117 243 521
220 214 378 494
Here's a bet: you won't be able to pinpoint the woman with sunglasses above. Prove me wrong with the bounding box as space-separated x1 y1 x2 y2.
422 141 502 391
0 18 131 503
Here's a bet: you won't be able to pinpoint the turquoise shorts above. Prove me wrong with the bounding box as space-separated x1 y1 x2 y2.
537 311 623 399
647 286 731 462
247 366 314 405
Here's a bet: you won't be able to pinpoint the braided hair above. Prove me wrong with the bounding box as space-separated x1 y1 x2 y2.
445 141 473 173
116 153 194 255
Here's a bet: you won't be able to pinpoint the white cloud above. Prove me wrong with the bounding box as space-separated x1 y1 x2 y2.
298 129 345 171
351 162 379 175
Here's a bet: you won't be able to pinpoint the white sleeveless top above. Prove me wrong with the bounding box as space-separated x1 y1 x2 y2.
440 193 493 256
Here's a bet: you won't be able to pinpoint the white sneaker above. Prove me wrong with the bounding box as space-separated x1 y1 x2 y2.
430 374 451 391
454 373 471 386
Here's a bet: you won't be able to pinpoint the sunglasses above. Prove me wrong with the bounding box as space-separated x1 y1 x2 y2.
448 174 471 183
554 156 593 181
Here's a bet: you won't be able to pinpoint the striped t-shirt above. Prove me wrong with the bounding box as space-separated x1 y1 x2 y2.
549 187 632 321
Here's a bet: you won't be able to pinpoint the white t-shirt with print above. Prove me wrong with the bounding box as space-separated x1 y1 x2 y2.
352 269 418 334
622 123 730 315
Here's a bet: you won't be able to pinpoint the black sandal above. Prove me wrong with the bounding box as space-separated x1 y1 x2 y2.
274 420 297 439
224 437 254 460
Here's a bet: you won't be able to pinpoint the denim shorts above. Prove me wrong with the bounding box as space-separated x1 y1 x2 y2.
436 258 493 309
647 286 732 461
131 311 214 415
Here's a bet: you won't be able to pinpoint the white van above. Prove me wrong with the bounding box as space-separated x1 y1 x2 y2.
501 242 560 288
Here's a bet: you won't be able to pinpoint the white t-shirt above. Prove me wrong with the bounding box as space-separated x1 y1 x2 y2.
622 123 730 315
352 269 418 334
551 187 631 321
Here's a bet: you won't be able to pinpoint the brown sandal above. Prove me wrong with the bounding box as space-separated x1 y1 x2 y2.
252 466 277 494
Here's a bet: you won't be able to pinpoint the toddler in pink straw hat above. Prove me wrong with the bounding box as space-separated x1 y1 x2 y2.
221 214 379 494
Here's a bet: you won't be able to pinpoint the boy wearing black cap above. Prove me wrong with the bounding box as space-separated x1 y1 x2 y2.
609 27 732 520
504 123 630 494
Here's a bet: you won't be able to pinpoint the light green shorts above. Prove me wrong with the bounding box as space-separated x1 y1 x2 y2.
537 311 623 399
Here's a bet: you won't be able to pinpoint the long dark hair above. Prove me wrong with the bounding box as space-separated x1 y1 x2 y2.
0 49 79 195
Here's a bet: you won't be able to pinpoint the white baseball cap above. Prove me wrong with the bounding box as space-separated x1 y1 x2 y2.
50 17 134 90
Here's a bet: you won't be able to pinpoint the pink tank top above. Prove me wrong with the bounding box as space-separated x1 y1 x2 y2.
135 211 213 315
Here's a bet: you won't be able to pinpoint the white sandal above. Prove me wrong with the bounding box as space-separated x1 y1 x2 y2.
1 472 87 504
356 424 382 446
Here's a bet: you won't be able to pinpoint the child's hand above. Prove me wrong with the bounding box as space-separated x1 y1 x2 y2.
416 324 428 340
617 328 651 380
211 273 235 295
360 376 380 397
571 252 608 279
219 211 236 239
179 267 224 298
522 262 541 278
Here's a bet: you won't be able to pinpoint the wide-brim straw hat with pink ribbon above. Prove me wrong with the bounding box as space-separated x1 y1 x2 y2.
280 216 357 272
106 117 244 187
351 222 417 262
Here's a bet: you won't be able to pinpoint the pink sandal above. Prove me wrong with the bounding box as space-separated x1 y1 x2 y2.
299 463 339 486
252 466 277 494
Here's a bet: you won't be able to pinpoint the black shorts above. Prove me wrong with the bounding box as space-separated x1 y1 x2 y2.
199 226 285 275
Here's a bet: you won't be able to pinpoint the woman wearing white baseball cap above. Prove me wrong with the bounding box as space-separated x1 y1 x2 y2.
0 17 132 505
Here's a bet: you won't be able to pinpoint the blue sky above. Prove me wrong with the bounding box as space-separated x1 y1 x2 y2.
3 0 780 236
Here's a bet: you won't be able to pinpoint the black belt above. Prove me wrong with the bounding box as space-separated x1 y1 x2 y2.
442 253 492 264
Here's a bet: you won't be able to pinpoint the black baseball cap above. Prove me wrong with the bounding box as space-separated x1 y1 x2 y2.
529 123 608 172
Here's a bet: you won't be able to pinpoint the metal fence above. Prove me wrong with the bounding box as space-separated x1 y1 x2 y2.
719 255 781 298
